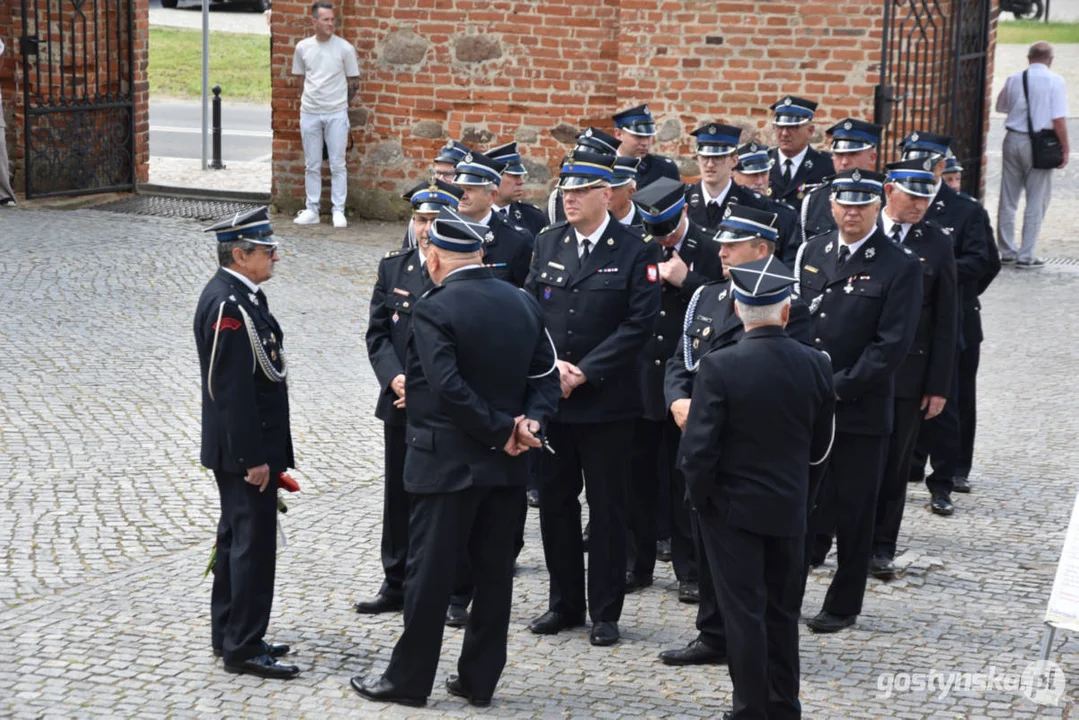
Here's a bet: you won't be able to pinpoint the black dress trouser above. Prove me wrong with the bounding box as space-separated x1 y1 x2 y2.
872 397 924 560
211 469 278 664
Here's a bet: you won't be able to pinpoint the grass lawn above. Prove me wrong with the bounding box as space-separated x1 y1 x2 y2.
998 20 1079 45
149 28 270 103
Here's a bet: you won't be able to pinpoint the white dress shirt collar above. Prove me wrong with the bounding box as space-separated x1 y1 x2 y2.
839 227 877 258
222 267 260 293
778 145 810 178
880 213 910 243
701 179 732 208
574 214 612 256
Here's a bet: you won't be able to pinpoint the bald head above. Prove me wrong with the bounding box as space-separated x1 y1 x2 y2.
1029 42 1054 65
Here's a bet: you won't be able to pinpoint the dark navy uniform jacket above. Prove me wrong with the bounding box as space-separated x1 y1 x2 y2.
800 181 834 244
402 266 560 494
366 247 433 426
796 228 923 436
525 216 662 424
926 183 993 349
400 212 533 288
890 221 958 401
499 201 548 238
194 268 294 474
636 152 682 189
685 180 802 264
769 146 834 206
678 326 835 536
638 220 725 421
664 278 813 408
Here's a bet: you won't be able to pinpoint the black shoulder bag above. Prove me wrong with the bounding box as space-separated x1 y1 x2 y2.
1023 70 1064 169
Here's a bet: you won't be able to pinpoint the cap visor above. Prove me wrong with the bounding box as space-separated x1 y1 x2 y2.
696 146 737 157
714 228 762 243
831 139 873 153
558 175 607 189
832 190 881 205
620 124 656 136
901 149 944 162
737 160 773 174
413 201 452 213
453 173 496 186
643 219 681 237
894 180 937 198
773 115 810 126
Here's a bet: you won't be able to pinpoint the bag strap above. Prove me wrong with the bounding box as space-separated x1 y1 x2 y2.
1022 69 1036 137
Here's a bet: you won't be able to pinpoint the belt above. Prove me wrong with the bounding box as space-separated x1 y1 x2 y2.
1005 127 1027 133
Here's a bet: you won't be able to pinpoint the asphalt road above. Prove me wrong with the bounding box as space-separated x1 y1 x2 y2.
149 0 269 35
150 100 271 162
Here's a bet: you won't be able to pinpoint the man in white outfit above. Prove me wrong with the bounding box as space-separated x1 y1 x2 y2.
292 1 359 228
0 38 17 207
995 41 1069 268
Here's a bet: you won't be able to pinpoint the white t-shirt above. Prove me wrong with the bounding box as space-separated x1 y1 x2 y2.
291 35 360 115
997 62 1068 133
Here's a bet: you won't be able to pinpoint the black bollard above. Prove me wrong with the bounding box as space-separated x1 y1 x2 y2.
211 85 226 170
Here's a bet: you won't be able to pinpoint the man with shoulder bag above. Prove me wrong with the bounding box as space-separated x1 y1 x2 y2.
995 41 1069 268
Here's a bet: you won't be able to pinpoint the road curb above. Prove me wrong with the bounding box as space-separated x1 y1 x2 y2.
137 183 271 204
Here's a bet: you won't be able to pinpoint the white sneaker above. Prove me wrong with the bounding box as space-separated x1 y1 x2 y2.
332 211 348 228
294 209 320 225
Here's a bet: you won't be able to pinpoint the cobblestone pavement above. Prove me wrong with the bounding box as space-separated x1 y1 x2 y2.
2 206 1079 718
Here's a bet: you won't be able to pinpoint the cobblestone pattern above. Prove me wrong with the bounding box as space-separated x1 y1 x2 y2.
1 208 1077 718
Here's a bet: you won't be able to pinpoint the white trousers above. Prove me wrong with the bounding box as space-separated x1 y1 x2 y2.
300 109 349 214
997 129 1054 262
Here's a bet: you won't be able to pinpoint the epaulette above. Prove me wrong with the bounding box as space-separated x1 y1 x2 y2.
384 248 409 259
537 220 569 235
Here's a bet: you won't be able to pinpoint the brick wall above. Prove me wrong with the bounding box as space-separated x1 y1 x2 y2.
5 0 149 199
270 0 995 218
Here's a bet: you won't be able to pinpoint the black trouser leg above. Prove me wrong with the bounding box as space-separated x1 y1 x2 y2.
539 421 587 617
667 417 697 583
213 470 278 664
457 486 523 700
700 517 770 720
385 489 478 697
763 534 804 720
956 343 980 477
627 418 663 578
873 398 924 560
379 423 409 600
809 432 887 617
693 509 727 650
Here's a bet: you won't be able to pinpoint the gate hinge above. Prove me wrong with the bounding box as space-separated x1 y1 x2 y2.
20 36 40 57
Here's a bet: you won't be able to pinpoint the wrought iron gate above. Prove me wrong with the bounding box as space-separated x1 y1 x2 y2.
20 0 136 198
876 0 992 196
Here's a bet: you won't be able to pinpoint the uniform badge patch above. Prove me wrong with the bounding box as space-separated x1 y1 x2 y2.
865 247 876 259
805 159 814 170
825 241 834 253
544 286 552 299
688 193 700 208
717 289 728 302
392 312 400 324
647 264 659 283
212 317 242 332
393 288 410 296
248 292 259 306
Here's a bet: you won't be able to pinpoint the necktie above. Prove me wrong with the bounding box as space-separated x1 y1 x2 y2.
499 207 509 218
663 246 674 261
580 239 592 262
837 245 850 266
782 158 793 184
891 224 903 244
706 201 720 228
256 289 268 308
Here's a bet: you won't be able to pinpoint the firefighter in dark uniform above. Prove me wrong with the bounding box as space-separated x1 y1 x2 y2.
488 141 549 237
870 159 959 580
351 209 561 709
684 123 753 230
194 207 299 680
624 178 725 603
941 151 1002 492
799 118 883 244
768 95 834 206
796 169 922 633
525 150 662 647
613 104 682 189
403 140 471 249
354 179 463 616
729 141 803 265
658 204 813 667
547 126 622 224
900 132 993 512
452 150 535 287
610 157 644 228
679 257 835 720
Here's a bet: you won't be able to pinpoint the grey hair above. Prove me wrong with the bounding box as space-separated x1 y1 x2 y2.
735 296 791 327
311 1 333 16
218 239 259 267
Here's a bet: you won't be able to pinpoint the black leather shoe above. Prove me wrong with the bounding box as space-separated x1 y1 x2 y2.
678 581 700 604
446 675 491 708
529 610 586 635
806 611 856 633
354 593 404 614
350 675 426 707
929 492 954 516
625 571 653 592
658 639 727 666
527 488 541 508
952 475 971 493
869 556 897 580
445 604 469 628
223 653 300 680
589 621 620 646
264 642 290 658
656 539 672 562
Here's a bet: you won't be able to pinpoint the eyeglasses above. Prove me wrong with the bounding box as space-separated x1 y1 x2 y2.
698 156 730 166
433 170 456 181
250 245 279 257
